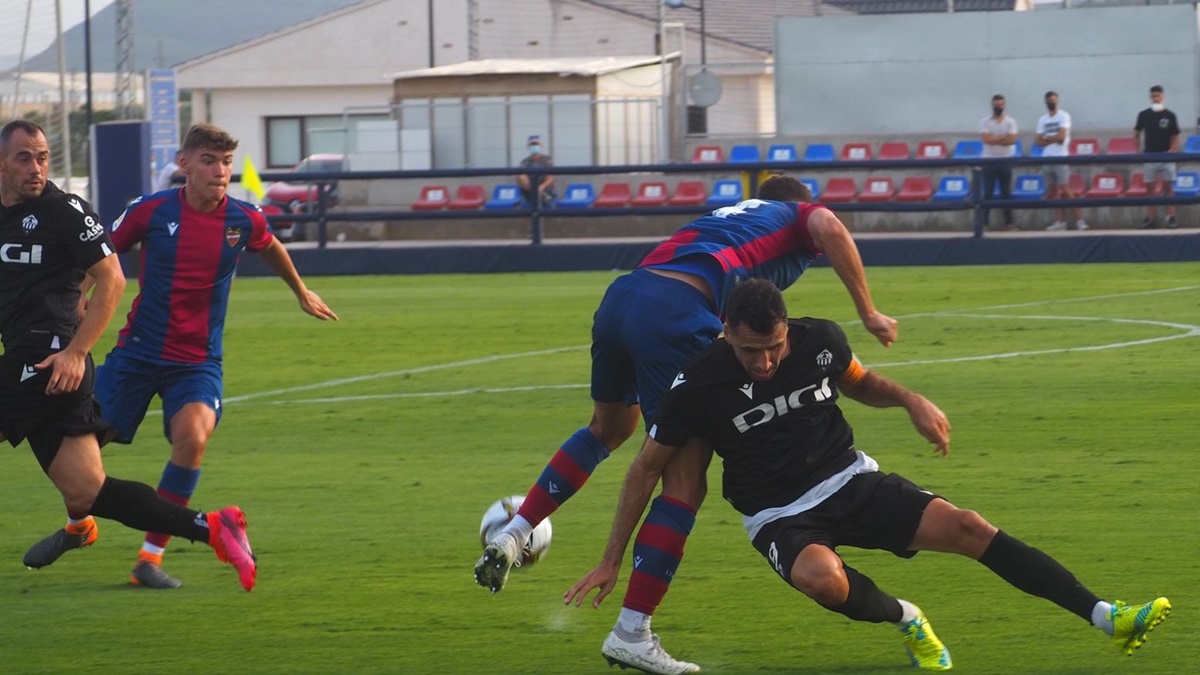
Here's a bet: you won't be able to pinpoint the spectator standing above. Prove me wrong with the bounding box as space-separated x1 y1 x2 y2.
517 134 555 207
152 150 183 193
979 94 1018 230
1134 85 1181 229
1036 91 1087 231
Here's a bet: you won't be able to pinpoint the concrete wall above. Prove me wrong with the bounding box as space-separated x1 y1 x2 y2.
776 5 1199 137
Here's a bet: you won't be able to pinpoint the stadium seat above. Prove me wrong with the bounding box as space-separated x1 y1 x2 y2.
878 141 910 160
1028 142 1045 158
1185 136 1200 154
630 182 669 206
768 144 800 162
668 181 708 206
1068 173 1086 195
729 145 760 163
692 145 724 163
1071 138 1100 156
593 182 632 207
447 184 486 210
801 143 834 162
555 183 596 208
952 140 984 159
916 141 948 160
1174 171 1200 197
483 184 523 209
895 176 934 202
841 143 872 161
1012 139 1024 157
820 177 856 202
412 185 449 210
857 177 895 202
1011 174 1046 199
1123 170 1152 196
1105 137 1137 155
706 179 744 206
1085 173 1124 198
932 175 970 201
800 177 820 201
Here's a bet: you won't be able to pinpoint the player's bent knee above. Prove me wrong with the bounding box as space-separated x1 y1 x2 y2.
790 550 847 605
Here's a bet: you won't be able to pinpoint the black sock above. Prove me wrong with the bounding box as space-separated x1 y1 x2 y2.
89 476 211 544
979 530 1100 622
820 564 903 623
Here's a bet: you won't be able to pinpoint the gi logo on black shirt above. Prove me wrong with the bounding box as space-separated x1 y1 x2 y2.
21 215 38 233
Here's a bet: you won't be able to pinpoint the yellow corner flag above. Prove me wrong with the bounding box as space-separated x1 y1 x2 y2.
241 154 265 202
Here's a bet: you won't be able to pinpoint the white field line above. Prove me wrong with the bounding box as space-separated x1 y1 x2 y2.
216 285 1200 409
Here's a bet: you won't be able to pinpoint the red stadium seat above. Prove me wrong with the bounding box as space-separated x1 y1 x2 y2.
857 176 895 202
692 145 724 163
667 181 708 206
841 143 872 161
412 185 450 210
593 182 632 207
1085 173 1124 198
916 141 948 160
1068 173 1086 195
1071 138 1100 156
820 177 858 202
446 184 486 210
631 182 670 206
878 142 910 160
1105 137 1137 155
895 176 934 202
1124 172 1149 197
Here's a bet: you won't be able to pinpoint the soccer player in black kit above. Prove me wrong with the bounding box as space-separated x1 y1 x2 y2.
0 120 256 591
568 279 1171 672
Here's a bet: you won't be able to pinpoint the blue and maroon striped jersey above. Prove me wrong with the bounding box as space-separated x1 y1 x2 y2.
108 188 274 364
638 199 824 314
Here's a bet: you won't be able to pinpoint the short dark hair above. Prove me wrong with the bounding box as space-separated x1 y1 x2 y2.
992 94 1005 102
1045 90 1058 99
181 123 238 153
757 175 811 202
0 119 46 152
725 279 788 336
1150 85 1164 94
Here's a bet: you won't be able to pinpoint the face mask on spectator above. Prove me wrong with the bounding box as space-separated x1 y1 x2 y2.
1046 101 1056 112
530 145 541 155
993 106 1004 116
1151 103 1165 112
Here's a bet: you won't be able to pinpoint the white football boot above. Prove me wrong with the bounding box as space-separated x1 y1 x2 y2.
474 531 521 593
601 630 700 674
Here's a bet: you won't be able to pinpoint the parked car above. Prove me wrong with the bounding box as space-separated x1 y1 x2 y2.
263 153 345 241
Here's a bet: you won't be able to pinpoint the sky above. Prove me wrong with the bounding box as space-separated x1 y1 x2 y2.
0 0 116 66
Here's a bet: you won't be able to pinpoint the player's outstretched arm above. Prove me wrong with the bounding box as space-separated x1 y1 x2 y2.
38 255 125 395
257 238 339 321
806 209 897 347
565 436 678 609
840 368 950 456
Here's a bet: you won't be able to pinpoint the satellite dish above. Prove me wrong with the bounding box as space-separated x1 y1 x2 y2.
689 70 722 108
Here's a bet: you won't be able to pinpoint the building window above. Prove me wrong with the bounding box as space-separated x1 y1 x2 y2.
266 117 303 167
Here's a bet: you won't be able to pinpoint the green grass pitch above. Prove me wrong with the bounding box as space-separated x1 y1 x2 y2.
1 262 1197 674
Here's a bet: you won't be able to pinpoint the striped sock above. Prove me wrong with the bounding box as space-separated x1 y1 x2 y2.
516 428 610 526
621 496 696 615
142 462 200 555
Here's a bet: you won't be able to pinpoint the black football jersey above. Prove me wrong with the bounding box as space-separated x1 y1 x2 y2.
0 182 114 355
651 318 860 515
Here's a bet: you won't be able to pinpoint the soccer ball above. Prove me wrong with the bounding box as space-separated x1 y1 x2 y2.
478 495 553 567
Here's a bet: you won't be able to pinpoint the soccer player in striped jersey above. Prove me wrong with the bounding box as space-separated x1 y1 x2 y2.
477 176 897 671
22 123 338 588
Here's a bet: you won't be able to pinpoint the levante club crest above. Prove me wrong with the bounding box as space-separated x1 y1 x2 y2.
224 226 241 247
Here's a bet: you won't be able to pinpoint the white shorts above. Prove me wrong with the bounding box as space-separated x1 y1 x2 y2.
1144 162 1176 183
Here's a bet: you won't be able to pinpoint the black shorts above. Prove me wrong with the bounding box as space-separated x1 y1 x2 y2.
750 472 938 588
0 351 111 473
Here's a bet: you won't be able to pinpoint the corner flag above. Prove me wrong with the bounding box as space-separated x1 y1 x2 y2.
242 154 265 202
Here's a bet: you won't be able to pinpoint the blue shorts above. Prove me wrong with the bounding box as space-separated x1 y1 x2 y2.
591 268 722 425
95 349 224 444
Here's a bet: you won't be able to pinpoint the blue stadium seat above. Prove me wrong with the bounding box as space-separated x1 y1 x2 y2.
729 145 761 163
1028 143 1045 158
555 183 595 208
1010 174 1045 199
802 144 835 162
1184 136 1200 154
952 140 983 159
483 184 522 209
800 177 820 201
706 180 744 206
1012 139 1024 157
767 144 798 163
1174 172 1200 198
932 175 970 201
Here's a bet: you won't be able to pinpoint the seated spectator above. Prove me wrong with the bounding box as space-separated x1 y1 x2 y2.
517 135 556 206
